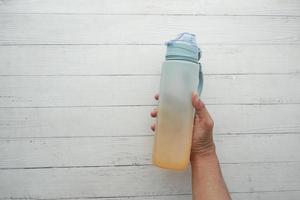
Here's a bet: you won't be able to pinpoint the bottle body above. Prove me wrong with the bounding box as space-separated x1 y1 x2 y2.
152 60 200 170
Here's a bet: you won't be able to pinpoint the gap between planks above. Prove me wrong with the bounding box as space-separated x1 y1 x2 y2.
1 161 300 171
0 73 299 76
0 13 300 17
2 43 300 46
0 132 299 140
1 102 300 109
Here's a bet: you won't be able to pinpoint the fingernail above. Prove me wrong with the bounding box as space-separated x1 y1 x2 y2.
195 92 199 99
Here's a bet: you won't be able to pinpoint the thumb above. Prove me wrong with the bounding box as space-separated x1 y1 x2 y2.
192 92 211 119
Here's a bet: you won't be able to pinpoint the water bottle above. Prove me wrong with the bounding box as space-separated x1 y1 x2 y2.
152 33 203 170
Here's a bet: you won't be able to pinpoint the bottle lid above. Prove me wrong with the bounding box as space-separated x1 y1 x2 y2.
165 32 201 63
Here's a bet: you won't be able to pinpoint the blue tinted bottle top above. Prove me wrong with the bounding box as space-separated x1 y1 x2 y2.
165 32 201 63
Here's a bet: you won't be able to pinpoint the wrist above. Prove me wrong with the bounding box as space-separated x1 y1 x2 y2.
191 153 218 170
190 143 217 166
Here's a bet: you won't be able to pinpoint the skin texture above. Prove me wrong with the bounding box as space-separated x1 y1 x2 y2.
150 92 231 200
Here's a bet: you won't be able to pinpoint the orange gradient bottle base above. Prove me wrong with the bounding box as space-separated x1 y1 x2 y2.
152 107 194 171
153 157 190 171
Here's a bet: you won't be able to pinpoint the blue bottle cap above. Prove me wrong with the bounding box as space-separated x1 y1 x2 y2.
165 32 201 63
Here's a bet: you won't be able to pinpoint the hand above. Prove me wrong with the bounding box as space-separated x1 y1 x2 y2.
150 92 215 161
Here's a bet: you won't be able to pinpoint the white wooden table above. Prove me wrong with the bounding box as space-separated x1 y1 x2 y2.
0 0 300 199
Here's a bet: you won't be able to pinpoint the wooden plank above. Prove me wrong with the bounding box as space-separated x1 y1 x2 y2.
231 192 300 200
0 0 299 16
0 134 299 168
1 45 299 75
0 105 299 138
76 191 300 200
0 15 299 45
0 75 299 107
0 163 299 198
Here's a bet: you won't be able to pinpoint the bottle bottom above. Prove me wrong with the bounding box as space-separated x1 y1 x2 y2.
153 158 189 171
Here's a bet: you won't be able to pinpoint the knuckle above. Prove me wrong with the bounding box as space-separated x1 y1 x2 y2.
195 101 205 112
204 118 214 129
197 100 205 109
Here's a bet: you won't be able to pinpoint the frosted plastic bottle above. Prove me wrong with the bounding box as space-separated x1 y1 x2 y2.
152 33 203 170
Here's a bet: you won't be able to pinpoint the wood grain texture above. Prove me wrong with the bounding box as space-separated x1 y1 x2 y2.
1 105 299 138
0 134 299 168
0 75 299 107
1 45 299 75
75 191 300 200
0 15 299 45
1 1 300 199
0 0 299 16
0 163 299 198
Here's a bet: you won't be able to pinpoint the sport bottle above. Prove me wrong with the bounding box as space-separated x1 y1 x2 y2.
152 32 203 170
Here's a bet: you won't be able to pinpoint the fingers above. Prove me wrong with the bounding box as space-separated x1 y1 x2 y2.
151 124 156 131
192 92 204 111
151 94 159 132
150 108 157 132
150 108 158 118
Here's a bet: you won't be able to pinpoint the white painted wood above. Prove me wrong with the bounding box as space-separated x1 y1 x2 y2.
231 192 300 200
0 1 299 199
0 105 299 138
0 163 299 198
0 75 299 107
1 45 299 75
0 134 299 168
78 191 300 200
0 0 299 16
0 15 299 45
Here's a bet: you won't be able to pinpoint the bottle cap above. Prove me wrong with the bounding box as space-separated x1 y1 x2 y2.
165 32 201 63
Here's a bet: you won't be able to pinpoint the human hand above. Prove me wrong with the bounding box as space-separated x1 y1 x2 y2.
150 92 215 162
